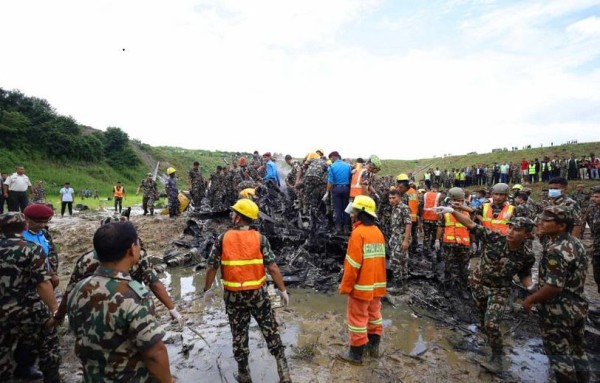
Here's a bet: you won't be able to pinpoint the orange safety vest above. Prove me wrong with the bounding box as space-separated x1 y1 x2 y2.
481 203 515 235
113 186 124 198
340 223 386 301
350 164 366 198
220 230 266 291
422 191 441 221
406 188 419 222
443 212 471 246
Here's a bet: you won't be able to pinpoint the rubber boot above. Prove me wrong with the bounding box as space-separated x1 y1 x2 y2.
337 345 364 365
234 362 252 383
364 334 381 358
14 343 43 380
276 355 292 383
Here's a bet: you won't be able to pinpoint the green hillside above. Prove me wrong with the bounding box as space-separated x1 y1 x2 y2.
2 87 599 211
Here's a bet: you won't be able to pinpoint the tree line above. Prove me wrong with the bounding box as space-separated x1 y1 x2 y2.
0 88 139 168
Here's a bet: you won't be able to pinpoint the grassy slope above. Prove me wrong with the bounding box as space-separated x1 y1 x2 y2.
2 142 599 211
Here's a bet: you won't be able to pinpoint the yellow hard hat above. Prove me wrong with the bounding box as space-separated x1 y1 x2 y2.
239 188 256 199
167 167 176 175
512 184 523 190
316 148 325 156
326 159 332 166
306 152 320 160
396 173 409 181
351 195 377 218
231 199 259 220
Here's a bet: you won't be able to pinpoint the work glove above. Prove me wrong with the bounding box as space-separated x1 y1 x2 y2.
433 206 454 214
203 289 215 306
471 243 478 254
434 239 441 251
278 290 290 306
373 193 380 202
321 191 329 202
169 308 185 329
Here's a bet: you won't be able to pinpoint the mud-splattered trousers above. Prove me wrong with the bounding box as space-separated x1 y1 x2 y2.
442 244 470 289
469 283 509 354
224 286 285 363
422 220 437 254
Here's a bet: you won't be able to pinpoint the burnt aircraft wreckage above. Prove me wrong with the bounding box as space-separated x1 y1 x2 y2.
157 186 600 378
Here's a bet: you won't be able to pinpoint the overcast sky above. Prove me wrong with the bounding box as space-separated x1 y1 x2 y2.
1 0 599 160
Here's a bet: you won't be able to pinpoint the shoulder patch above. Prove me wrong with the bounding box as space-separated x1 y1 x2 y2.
128 280 149 298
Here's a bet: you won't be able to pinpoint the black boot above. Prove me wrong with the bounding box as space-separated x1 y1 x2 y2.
43 367 60 383
337 345 364 365
14 365 44 380
364 334 381 358
234 362 252 383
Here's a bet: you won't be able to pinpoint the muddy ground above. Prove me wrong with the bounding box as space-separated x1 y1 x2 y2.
43 207 600 383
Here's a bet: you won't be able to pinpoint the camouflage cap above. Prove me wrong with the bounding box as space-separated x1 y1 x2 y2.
508 217 535 231
592 186 600 194
0 212 26 226
540 205 573 223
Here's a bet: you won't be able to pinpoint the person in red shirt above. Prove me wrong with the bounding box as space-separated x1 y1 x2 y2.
520 158 529 184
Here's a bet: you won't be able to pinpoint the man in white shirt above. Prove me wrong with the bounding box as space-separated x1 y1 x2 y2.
2 166 32 212
60 182 75 216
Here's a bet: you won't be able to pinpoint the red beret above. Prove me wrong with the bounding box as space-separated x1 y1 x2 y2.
262 152 271 157
24 204 54 221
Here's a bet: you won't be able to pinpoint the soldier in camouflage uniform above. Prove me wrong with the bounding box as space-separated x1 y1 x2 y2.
204 199 291 383
55 222 181 324
387 189 412 292
284 154 301 206
165 167 180 217
137 172 158 216
435 188 472 299
31 180 46 203
189 161 206 208
571 184 589 237
208 166 227 210
589 187 600 293
547 177 583 237
67 221 173 382
440 204 536 373
298 155 328 224
513 192 532 219
0 213 60 382
523 206 590 383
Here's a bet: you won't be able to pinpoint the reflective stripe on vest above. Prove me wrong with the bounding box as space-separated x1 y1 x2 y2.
481 203 514 235
406 189 419 222
113 186 124 198
443 212 471 246
221 230 267 291
528 164 536 175
422 191 440 221
350 165 366 198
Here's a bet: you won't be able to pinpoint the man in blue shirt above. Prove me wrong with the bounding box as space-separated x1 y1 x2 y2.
325 151 352 233
263 152 281 188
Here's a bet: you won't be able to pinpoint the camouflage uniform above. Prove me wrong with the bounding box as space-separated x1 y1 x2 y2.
31 185 46 203
188 168 206 208
67 266 165 382
438 213 471 292
300 159 328 218
208 170 227 210
388 202 412 287
513 203 531 219
468 223 534 355
139 178 158 215
589 204 600 291
537 227 589 382
285 161 301 203
570 190 590 213
206 228 286 365
64 248 160 300
165 177 179 217
0 231 60 381
547 195 582 234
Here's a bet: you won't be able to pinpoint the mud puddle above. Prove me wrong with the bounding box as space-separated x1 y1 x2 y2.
160 267 553 383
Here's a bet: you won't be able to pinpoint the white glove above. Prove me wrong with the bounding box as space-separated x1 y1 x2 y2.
434 239 441 251
321 191 329 202
203 289 215 306
526 283 538 292
373 193 380 201
278 290 290 306
169 308 185 329
471 243 478 253
433 206 454 214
